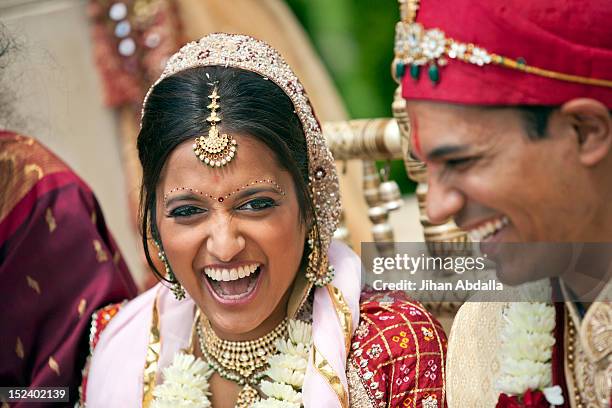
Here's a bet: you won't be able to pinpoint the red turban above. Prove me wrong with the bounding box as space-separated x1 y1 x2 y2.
398 0 612 108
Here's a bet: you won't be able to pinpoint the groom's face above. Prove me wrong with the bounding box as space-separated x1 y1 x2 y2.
405 101 591 284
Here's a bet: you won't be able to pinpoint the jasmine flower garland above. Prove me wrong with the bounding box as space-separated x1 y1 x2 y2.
496 301 564 406
151 319 313 407
253 319 313 407
151 353 214 408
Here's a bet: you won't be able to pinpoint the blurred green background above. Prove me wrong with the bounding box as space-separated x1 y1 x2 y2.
286 0 415 193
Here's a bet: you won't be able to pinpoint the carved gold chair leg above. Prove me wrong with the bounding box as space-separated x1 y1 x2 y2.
362 160 395 255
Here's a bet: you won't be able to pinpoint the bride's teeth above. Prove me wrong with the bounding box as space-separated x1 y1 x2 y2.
205 264 260 282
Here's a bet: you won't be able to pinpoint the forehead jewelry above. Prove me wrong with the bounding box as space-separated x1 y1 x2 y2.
193 85 238 167
163 179 287 204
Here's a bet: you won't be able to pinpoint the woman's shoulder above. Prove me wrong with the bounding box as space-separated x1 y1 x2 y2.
348 289 448 407
84 283 196 406
92 284 161 348
83 285 162 407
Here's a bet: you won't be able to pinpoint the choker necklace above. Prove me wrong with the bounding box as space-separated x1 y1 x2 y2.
196 314 289 407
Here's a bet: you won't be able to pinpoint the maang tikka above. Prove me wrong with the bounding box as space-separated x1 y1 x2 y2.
193 85 238 167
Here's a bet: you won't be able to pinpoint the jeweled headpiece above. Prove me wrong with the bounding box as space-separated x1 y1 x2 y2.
142 33 341 288
394 0 612 107
393 0 612 87
193 86 238 167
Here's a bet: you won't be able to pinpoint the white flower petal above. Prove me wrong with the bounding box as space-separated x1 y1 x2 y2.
543 385 565 405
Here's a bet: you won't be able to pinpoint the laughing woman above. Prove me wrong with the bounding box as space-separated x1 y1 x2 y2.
84 34 447 408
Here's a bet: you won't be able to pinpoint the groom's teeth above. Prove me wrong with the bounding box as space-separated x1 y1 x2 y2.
204 264 260 281
468 216 509 241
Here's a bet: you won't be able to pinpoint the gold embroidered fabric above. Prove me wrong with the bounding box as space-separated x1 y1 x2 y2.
0 133 68 223
327 284 354 354
142 295 161 408
313 344 350 408
445 302 505 407
347 360 376 408
564 280 612 407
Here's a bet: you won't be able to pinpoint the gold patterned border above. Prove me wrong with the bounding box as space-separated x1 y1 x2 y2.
312 344 349 408
327 285 354 354
142 295 161 408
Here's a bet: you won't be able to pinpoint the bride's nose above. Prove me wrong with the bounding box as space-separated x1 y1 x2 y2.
205 213 246 262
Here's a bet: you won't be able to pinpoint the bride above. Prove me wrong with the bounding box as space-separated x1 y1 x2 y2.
84 33 447 408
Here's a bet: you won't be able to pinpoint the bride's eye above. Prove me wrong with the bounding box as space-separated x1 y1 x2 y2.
169 205 206 218
238 197 277 212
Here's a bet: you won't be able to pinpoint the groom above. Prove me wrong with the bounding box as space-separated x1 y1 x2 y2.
394 0 612 406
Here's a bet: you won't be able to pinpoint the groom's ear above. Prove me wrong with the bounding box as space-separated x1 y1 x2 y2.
560 98 612 167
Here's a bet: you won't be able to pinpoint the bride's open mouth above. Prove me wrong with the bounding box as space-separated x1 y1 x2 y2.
202 263 262 304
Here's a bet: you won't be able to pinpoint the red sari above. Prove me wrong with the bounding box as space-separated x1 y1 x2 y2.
349 290 447 407
0 131 138 406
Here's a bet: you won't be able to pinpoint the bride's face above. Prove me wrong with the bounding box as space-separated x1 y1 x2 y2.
156 135 306 339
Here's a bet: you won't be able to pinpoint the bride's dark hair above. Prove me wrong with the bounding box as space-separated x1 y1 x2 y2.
138 66 313 281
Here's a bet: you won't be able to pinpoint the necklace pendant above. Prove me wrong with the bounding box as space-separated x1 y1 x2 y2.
235 384 259 408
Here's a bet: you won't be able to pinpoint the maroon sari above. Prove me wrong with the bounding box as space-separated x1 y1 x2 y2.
0 131 138 406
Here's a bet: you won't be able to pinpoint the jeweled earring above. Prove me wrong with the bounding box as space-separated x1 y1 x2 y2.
156 244 186 300
305 226 335 287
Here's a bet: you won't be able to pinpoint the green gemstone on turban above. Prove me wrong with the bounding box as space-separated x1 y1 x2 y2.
428 64 440 83
410 64 421 80
395 61 406 79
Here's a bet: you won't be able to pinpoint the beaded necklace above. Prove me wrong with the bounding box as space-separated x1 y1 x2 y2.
196 315 289 407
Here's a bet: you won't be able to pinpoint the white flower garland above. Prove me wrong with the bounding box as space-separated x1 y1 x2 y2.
151 353 214 408
495 299 564 406
151 319 313 407
254 319 312 408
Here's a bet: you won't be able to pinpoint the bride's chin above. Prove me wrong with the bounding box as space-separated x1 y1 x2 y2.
206 313 266 340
